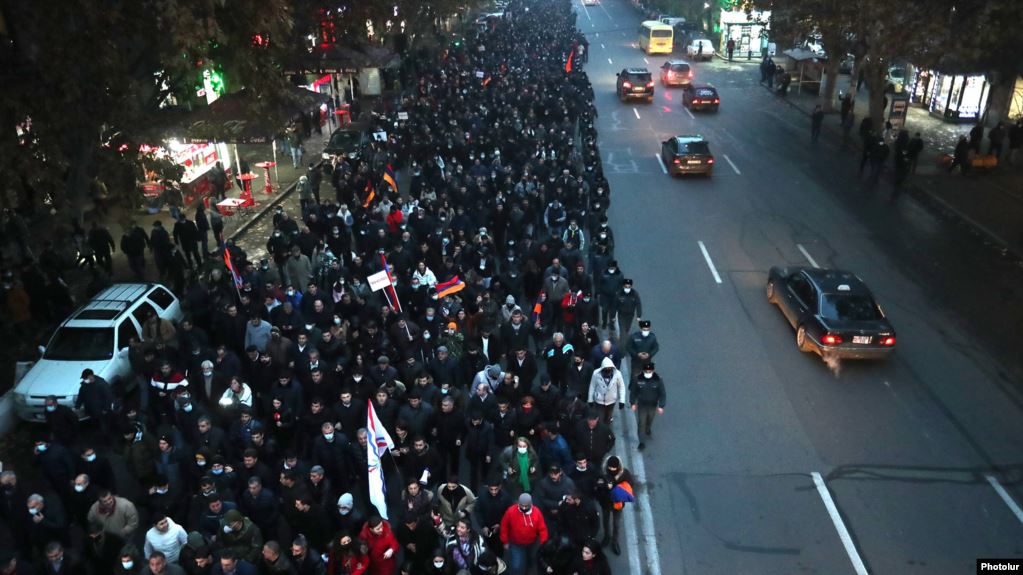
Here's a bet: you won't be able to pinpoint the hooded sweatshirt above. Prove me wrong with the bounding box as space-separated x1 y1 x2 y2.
587 358 625 406
143 517 188 563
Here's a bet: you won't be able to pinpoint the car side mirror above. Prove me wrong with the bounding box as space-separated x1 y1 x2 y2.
37 345 46 356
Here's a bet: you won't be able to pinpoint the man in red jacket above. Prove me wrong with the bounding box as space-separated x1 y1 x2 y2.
500 493 549 575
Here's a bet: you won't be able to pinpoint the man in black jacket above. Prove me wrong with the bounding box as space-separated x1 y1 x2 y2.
120 221 149 280
471 477 513 555
173 216 202 268
571 411 614 466
629 362 667 450
75 369 115 444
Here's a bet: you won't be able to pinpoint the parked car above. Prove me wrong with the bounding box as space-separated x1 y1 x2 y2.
681 84 720 112
686 39 715 61
660 135 714 176
582 0 600 5
12 283 184 422
659 60 693 87
322 128 367 160
616 68 655 102
766 267 896 361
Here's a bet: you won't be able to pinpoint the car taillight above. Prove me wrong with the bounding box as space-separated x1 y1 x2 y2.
693 99 701 104
688 70 693 78
713 98 719 103
673 158 681 164
667 71 673 78
880 336 896 346
706 158 714 164
646 81 654 88
623 81 632 89
822 334 843 345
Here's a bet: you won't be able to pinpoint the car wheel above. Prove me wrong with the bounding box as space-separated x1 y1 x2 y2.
766 281 777 303
796 326 812 353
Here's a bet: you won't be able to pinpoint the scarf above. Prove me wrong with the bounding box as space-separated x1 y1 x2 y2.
517 451 531 492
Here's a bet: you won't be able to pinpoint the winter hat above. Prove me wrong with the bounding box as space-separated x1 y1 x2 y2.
186 531 206 550
486 365 501 379
518 493 533 506
224 509 243 524
506 295 516 304
337 493 354 510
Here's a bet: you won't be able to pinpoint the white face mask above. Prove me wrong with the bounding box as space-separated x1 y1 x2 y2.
223 525 233 534
28 508 39 515
121 561 134 570
74 484 86 493
623 287 632 294
434 561 445 569
641 329 650 337
644 372 653 379
517 446 527 454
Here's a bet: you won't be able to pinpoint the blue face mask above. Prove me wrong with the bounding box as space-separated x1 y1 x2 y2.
183 403 193 413
36 444 48 453
45 405 56 413
85 453 97 463
211 468 224 475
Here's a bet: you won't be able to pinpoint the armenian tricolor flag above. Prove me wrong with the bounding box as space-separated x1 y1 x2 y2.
435 276 465 298
362 179 375 208
611 480 635 510
382 164 398 194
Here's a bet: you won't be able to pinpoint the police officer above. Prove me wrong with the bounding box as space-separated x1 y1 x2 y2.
628 362 666 451
611 279 642 336
625 319 659 378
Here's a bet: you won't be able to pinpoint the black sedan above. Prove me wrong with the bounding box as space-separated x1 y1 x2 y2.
766 267 896 361
322 128 367 160
682 84 719 112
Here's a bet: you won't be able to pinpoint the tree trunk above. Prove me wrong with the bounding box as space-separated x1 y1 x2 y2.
821 57 841 112
863 62 888 133
983 72 1013 128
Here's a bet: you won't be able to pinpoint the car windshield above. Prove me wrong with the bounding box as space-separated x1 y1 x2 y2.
629 73 652 82
681 141 710 154
820 294 883 321
44 327 114 361
328 131 361 150
651 29 672 38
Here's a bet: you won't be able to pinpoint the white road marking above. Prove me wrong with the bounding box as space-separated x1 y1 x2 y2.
643 57 649 64
608 57 614 65
633 108 641 120
579 0 592 21
812 472 869 575
698 241 723 284
619 355 664 575
797 244 820 268
601 43 606 50
683 105 694 119
986 475 1023 526
655 154 667 174
723 154 741 175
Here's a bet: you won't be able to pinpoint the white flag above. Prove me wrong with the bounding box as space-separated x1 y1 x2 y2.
366 400 395 519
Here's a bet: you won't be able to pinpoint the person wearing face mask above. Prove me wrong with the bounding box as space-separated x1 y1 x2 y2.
629 362 667 451
498 438 540 498
68 473 98 526
595 261 623 330
499 493 549 575
610 278 642 337
32 435 75 498
625 319 660 378
83 519 126 575
42 395 80 448
587 358 625 425
77 444 115 493
214 509 262 564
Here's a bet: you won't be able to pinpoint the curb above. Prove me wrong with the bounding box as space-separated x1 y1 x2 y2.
225 159 325 242
759 83 1023 262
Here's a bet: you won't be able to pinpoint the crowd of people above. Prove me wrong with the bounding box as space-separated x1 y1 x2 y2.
0 1 671 574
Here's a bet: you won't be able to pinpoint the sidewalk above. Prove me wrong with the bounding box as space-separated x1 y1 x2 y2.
773 75 1023 259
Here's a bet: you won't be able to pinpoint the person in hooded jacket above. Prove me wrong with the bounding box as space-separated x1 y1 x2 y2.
586 358 625 425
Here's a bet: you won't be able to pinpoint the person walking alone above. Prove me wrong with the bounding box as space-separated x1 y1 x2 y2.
810 105 824 143
628 362 666 451
907 132 924 174
949 136 971 174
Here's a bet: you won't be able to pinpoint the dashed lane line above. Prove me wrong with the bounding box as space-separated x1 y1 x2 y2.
633 108 641 120
797 244 820 268
723 154 741 175
986 475 1023 526
698 241 723 284
655 154 667 174
812 472 870 575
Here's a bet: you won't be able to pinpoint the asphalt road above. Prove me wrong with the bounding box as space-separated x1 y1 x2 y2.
576 0 1023 573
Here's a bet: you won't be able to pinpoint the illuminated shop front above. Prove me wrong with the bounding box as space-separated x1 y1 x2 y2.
140 140 233 205
926 72 990 123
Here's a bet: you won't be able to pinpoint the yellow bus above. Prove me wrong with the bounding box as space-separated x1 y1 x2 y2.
638 21 673 54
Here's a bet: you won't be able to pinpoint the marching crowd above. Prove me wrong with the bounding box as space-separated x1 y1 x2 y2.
0 1 669 574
